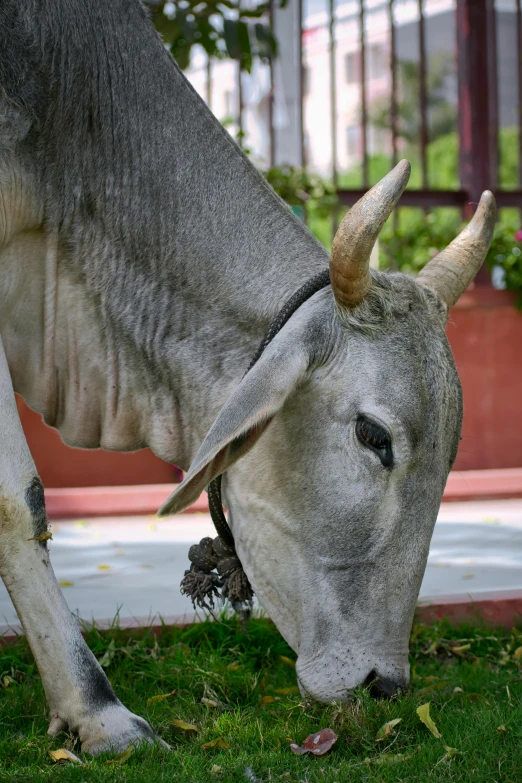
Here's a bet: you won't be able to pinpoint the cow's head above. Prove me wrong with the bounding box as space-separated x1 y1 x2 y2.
160 161 495 701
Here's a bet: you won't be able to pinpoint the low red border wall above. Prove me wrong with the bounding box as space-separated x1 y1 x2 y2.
43 467 522 519
4 590 522 644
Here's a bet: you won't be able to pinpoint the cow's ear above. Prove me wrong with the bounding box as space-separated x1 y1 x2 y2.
157 332 310 516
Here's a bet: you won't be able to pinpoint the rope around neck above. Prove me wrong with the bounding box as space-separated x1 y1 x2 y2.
180 269 331 615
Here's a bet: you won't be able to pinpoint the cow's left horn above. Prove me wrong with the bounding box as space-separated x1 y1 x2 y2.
330 159 411 308
416 191 497 308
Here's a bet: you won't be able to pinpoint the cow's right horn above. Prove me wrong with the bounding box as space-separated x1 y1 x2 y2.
330 159 411 309
416 190 497 309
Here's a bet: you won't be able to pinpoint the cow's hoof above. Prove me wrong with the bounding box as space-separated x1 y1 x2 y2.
48 704 170 756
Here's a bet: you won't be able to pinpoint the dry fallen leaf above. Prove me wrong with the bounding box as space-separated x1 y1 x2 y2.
172 719 198 733
210 765 222 773
58 580 73 587
365 753 412 766
104 746 134 765
27 531 53 542
289 728 338 756
416 702 442 738
436 745 461 764
260 696 276 705
201 738 231 751
279 656 296 667
453 687 464 694
375 718 402 741
146 690 176 706
513 646 522 660
201 698 218 708
2 675 15 689
274 687 299 695
450 644 471 655
496 725 507 732
48 748 84 765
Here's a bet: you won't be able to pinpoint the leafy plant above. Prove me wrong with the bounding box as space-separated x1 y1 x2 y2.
148 1 285 71
486 223 522 307
263 164 339 219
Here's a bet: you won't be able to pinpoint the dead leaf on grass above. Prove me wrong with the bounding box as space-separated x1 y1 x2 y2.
279 656 296 667
2 675 16 689
436 746 461 764
417 702 442 738
375 718 402 741
496 725 507 732
104 746 134 765
146 690 176 706
260 696 276 704
210 765 222 773
364 753 412 766
289 728 338 756
172 719 198 733
274 686 299 695
201 738 231 751
450 644 471 656
201 698 218 708
49 748 84 765
514 646 522 660
27 531 52 542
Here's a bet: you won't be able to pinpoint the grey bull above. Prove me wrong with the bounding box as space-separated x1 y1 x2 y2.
0 0 495 755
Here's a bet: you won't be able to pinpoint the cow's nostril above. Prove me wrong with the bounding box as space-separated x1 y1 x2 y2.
364 671 404 699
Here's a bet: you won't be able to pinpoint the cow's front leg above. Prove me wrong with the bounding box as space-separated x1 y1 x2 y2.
0 342 166 755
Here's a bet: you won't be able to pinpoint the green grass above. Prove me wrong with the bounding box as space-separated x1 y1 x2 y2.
1 617 522 782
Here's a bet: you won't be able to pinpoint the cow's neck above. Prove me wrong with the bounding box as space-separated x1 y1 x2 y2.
2 31 328 469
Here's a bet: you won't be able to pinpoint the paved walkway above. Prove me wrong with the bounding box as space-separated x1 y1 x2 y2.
2 499 522 630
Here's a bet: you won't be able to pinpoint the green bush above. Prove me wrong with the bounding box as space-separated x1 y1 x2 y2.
262 130 522 303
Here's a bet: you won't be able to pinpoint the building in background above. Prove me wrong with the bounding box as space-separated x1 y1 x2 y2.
184 0 518 177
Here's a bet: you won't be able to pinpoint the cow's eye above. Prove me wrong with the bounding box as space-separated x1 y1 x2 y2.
356 416 393 468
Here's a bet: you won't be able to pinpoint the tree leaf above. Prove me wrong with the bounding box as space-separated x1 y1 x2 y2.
146 690 176 706
201 738 231 750
289 728 338 756
375 718 402 741
260 696 276 704
274 686 299 695
48 748 84 764
279 656 296 667
416 702 442 738
172 719 198 732
104 746 134 765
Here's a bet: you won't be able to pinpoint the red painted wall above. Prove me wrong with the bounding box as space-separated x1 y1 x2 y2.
447 288 522 471
16 397 180 488
15 287 522 486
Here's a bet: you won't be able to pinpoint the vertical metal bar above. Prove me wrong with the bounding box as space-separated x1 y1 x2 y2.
389 0 398 169
457 0 495 285
237 61 244 148
418 0 428 189
486 0 498 191
514 0 522 225
298 0 306 169
329 0 338 188
206 56 212 112
329 0 339 239
359 0 368 187
389 0 398 267
269 0 275 168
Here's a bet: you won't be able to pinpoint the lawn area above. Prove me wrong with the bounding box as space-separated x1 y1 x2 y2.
1 616 522 782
